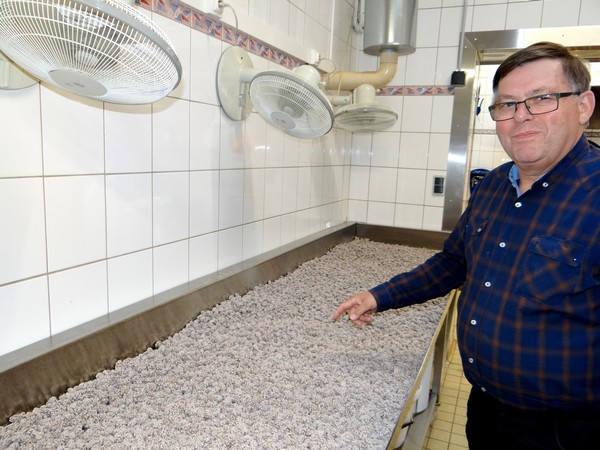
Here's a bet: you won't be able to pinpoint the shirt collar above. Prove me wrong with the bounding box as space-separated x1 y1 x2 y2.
506 134 590 197
508 164 522 196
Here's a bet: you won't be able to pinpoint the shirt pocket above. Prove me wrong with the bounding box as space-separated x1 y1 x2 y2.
516 235 590 300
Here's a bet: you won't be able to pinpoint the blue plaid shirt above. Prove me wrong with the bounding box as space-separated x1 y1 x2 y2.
371 135 600 411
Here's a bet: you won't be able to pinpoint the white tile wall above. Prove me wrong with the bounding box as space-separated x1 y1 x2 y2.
45 176 106 272
107 250 153 312
0 179 47 284
106 174 153 257
0 0 593 356
0 86 42 177
49 262 108 334
0 277 50 355
105 103 152 173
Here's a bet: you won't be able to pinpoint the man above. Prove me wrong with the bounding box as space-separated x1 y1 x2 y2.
332 42 600 450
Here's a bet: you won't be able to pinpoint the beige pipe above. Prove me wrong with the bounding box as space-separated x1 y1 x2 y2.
322 49 398 91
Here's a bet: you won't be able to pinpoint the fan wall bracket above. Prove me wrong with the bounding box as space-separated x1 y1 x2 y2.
216 46 259 121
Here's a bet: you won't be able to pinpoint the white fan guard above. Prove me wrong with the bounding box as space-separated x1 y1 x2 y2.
0 0 182 103
250 70 334 139
333 84 398 133
335 103 398 133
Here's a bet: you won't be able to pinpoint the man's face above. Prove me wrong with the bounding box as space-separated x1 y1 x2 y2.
494 58 594 177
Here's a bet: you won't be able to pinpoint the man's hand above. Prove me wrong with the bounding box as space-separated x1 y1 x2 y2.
331 291 377 325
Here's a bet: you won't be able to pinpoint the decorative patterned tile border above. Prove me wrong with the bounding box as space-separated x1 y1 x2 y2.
379 86 455 96
141 0 455 96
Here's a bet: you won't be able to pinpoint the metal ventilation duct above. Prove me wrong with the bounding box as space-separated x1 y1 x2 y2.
322 0 416 91
363 0 417 56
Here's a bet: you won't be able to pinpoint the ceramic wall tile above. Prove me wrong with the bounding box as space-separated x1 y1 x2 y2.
218 226 243 270
401 96 433 132
366 201 395 226
289 4 305 45
399 133 430 169
242 221 264 259
396 168 427 205
580 0 600 25
347 199 368 223
152 97 190 172
107 250 153 312
245 113 268 169
309 166 324 207
405 48 438 85
220 112 246 169
368 167 397 203
219 169 244 229
243 168 266 223
506 1 542 29
270 0 290 35
152 13 190 100
0 86 42 177
189 232 219 280
394 204 424 229
281 167 299 214
153 240 189 295
279 213 296 246
190 102 221 170
541 0 579 26
431 96 454 133
105 103 152 173
422 205 444 231
190 28 222 105
371 132 401 168
264 168 284 218
265 127 285 167
0 178 47 285
40 87 104 176
438 6 463 47
428 134 450 171
416 8 442 48
153 172 190 246
106 174 153 258
349 165 370 200
49 261 108 334
435 47 459 86
296 167 311 210
190 170 220 236
45 176 106 272
350 133 373 166
0 276 49 356
471 4 507 31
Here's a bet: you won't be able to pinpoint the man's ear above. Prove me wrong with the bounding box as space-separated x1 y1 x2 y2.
579 90 595 125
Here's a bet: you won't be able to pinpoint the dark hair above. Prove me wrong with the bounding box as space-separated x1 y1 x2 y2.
492 41 591 93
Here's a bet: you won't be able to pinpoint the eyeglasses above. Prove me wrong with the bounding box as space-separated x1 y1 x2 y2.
488 92 581 121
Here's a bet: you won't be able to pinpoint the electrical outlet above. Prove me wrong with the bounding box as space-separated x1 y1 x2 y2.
433 176 445 195
189 0 222 17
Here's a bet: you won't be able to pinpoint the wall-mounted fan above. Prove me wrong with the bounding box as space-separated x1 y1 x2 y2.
333 84 398 133
0 0 182 103
216 46 333 139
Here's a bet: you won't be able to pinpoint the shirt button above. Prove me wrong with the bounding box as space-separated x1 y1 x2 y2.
481 387 486 393
471 319 477 326
515 202 522 208
484 281 491 287
499 242 506 248
542 182 549 188
468 357 474 364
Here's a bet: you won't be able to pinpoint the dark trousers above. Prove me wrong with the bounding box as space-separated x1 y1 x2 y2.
466 387 600 450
